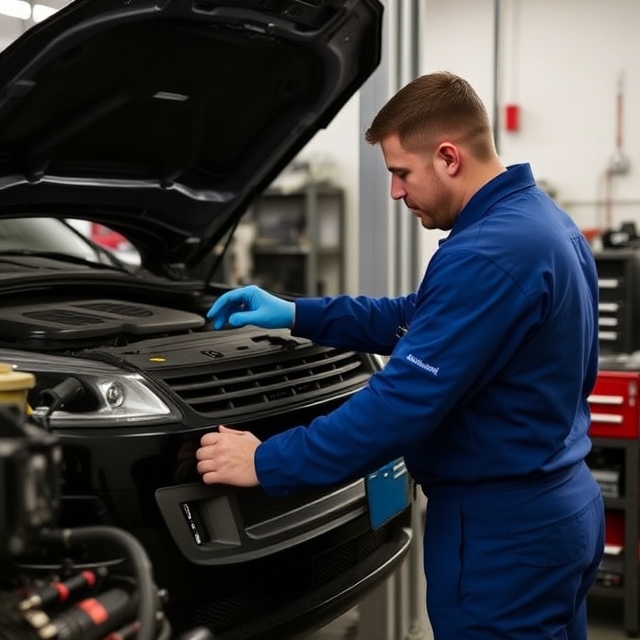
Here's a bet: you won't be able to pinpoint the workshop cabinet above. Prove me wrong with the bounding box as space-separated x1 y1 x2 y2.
588 369 640 636
594 249 640 355
249 184 345 296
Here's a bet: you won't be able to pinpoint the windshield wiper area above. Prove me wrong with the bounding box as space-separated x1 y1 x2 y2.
0 250 134 273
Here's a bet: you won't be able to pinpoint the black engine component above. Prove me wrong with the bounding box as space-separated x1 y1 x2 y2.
0 406 211 640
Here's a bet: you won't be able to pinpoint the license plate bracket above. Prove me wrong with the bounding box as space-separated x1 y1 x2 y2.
365 458 410 530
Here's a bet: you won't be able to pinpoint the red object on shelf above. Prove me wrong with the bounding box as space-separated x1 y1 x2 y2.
588 370 640 439
504 104 520 132
580 227 603 244
605 510 624 547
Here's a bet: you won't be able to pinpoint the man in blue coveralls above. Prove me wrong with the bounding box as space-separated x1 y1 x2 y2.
196 71 604 639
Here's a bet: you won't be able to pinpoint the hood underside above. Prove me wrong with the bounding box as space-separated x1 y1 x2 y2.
0 0 383 269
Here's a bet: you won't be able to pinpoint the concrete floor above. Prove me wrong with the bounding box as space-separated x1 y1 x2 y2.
306 594 632 639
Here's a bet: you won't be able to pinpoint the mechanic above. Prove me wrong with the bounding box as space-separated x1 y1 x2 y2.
196 71 604 639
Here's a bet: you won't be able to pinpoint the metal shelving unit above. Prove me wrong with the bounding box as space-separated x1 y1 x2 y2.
250 183 345 296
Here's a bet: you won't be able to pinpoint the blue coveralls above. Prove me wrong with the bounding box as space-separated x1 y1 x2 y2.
255 163 605 639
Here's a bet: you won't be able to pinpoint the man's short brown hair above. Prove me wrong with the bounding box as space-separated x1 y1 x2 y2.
364 71 494 160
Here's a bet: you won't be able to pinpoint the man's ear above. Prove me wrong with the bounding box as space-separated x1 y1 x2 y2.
437 142 460 174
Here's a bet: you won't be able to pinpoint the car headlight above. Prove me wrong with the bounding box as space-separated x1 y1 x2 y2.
0 350 180 427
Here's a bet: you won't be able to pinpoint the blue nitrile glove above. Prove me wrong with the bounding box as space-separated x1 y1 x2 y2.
206 285 295 330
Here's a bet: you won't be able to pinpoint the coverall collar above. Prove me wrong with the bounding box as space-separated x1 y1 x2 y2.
441 163 537 244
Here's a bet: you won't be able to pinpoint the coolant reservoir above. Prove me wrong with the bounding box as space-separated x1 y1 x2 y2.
0 362 35 422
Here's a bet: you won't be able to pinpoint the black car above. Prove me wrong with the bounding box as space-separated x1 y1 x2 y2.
0 2 412 639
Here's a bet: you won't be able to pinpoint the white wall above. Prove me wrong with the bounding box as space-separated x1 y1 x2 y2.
438 1 640 227
495 0 640 233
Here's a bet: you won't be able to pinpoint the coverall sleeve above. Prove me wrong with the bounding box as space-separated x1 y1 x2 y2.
256 248 540 495
292 294 416 355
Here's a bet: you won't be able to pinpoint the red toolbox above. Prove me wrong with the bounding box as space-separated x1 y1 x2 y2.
588 370 640 439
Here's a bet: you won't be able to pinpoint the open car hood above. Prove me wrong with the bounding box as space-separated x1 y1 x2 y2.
0 0 383 271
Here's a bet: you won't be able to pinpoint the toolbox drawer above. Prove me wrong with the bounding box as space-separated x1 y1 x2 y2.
588 370 640 439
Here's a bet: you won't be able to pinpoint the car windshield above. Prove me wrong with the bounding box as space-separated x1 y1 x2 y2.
0 217 127 267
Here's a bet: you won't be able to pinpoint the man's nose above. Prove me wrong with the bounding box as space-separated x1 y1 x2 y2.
390 176 405 200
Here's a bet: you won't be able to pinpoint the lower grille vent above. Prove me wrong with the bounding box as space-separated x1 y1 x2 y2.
161 347 371 419
237 482 353 528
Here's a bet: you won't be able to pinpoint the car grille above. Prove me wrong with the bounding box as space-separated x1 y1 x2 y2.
160 347 372 419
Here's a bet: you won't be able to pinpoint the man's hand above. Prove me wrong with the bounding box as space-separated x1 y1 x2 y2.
196 425 261 487
206 285 295 330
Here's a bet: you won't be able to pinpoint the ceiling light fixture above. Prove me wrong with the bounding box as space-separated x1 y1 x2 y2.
32 3 58 22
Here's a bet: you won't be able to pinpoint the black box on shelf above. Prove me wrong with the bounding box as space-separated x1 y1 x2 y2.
597 551 624 587
586 445 624 497
591 468 621 498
